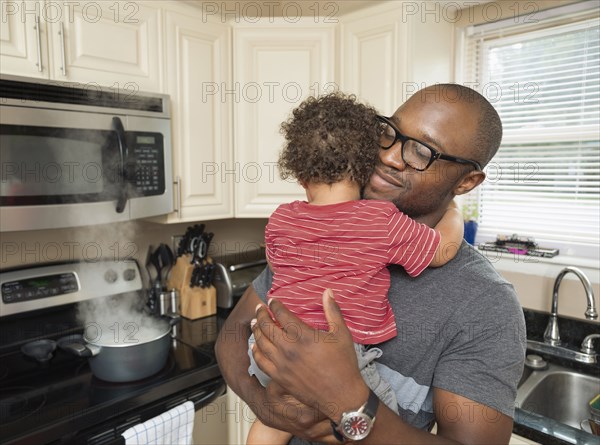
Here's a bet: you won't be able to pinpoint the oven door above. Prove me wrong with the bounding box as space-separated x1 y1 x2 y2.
50 378 226 445
0 105 172 231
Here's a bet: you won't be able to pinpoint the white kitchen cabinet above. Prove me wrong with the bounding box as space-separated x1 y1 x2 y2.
46 1 162 91
233 21 335 217
0 1 163 92
192 389 256 444
226 387 255 444
340 4 406 115
193 393 229 445
0 0 49 78
341 2 454 115
160 7 233 223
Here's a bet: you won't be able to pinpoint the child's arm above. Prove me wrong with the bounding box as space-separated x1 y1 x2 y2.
430 200 464 267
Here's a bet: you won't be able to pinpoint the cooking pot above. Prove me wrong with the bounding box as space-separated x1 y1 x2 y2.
61 315 180 382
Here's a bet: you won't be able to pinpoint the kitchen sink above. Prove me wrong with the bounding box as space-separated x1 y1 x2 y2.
516 362 600 431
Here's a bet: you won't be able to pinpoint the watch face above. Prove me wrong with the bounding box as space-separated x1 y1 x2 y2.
341 412 372 440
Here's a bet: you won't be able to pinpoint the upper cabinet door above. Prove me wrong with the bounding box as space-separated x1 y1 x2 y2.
233 23 335 218
341 3 454 114
341 7 406 115
46 2 162 91
162 10 233 222
0 0 49 78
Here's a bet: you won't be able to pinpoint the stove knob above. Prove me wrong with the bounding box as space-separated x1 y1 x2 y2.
123 268 136 281
104 269 118 283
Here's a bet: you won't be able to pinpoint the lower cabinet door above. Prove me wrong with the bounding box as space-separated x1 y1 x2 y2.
192 388 257 444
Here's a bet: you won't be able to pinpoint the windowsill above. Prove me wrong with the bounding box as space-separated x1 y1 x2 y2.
478 248 600 285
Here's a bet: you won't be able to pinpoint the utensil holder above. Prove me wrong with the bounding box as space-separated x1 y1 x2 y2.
167 255 216 320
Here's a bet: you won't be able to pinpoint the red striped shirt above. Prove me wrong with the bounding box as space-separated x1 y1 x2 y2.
265 200 441 344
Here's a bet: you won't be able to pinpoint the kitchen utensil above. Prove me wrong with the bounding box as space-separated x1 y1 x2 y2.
158 289 180 316
150 244 174 287
61 316 180 382
189 231 214 288
21 339 57 363
177 224 205 257
146 244 175 314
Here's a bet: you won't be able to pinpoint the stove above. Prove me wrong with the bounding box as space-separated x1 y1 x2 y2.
0 260 225 445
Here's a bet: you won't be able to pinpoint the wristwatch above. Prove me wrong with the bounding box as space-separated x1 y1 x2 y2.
331 390 380 441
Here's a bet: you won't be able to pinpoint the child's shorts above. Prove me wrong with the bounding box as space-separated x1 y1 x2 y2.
247 333 399 414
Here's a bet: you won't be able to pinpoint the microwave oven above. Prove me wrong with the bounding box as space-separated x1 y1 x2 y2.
0 75 173 232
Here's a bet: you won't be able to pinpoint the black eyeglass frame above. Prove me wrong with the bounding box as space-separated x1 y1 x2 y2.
376 115 483 172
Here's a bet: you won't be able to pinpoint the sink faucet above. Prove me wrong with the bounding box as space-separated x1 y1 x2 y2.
581 333 600 355
543 266 598 346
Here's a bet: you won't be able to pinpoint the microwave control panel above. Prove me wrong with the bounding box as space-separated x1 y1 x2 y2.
128 132 165 196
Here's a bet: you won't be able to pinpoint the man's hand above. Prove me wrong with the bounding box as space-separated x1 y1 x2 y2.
215 285 334 440
252 289 370 424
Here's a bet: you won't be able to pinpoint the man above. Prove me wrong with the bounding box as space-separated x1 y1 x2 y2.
215 84 526 444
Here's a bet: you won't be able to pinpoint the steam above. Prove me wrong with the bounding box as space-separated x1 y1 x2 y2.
72 220 168 346
77 293 168 346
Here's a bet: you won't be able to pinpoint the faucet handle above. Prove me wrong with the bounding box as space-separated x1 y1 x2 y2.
580 333 600 355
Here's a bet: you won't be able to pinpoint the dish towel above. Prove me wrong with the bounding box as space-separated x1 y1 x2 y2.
121 401 194 445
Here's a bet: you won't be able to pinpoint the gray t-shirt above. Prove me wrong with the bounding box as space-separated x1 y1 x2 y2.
252 241 526 438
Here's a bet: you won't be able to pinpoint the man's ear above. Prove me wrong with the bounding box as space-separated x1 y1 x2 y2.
454 171 486 195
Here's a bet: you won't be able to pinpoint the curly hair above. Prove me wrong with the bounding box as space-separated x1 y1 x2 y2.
278 92 380 187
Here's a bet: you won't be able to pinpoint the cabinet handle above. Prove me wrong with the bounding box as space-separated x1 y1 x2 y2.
59 22 66 76
174 176 182 219
34 15 42 72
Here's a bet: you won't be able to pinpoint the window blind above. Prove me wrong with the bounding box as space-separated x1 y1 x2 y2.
462 11 600 259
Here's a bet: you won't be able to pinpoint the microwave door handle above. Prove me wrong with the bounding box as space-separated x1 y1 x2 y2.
112 117 129 213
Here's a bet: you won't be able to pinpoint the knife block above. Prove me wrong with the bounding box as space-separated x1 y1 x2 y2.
167 255 216 320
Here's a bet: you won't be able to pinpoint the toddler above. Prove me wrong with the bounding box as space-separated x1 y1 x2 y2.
247 92 463 444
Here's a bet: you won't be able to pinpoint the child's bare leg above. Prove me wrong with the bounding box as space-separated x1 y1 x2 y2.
246 418 292 445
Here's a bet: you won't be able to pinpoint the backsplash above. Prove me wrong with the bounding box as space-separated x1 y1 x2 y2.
524 308 600 352
0 218 268 273
496 262 599 323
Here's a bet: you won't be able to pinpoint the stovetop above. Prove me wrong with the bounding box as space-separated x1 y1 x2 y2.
0 305 224 445
0 260 228 444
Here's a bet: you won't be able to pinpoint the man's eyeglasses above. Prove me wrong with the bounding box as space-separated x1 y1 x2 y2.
376 115 482 172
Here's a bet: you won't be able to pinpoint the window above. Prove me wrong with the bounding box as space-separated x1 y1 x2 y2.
461 5 599 259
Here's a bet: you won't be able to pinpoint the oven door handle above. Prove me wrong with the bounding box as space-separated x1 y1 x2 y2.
112 117 130 214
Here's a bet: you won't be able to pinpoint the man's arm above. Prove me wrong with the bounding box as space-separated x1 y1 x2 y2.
214 285 264 410
252 290 514 444
214 284 330 439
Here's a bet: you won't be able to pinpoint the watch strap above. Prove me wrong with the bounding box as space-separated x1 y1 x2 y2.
362 389 380 419
331 420 345 442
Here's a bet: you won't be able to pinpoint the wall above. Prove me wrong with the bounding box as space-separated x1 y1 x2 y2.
0 218 268 282
490 255 600 323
